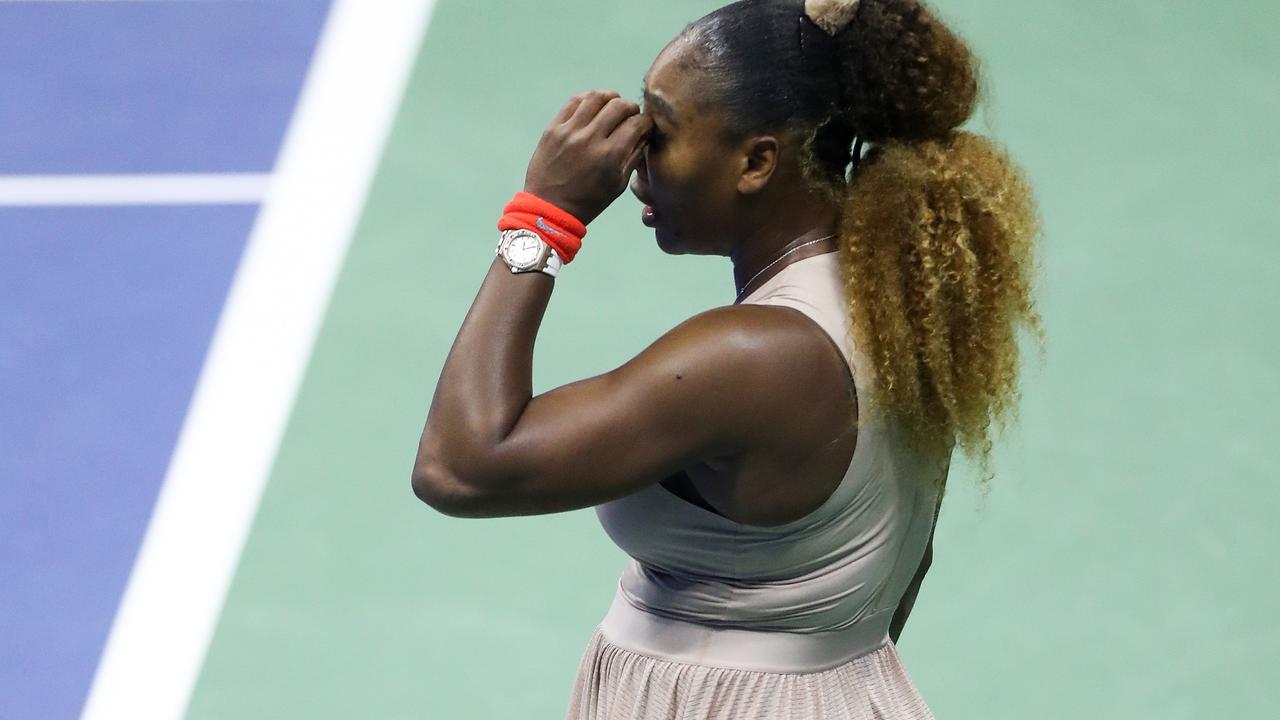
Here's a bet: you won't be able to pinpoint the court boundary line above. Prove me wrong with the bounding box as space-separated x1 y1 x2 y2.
79 1 437 718
0 173 271 206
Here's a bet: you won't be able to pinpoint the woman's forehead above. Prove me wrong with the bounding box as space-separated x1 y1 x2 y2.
643 40 702 114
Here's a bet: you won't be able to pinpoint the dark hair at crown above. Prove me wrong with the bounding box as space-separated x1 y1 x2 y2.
681 0 979 186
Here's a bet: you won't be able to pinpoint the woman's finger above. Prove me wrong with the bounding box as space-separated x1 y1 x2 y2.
565 90 619 130
610 112 653 161
622 139 647 181
587 97 641 139
549 94 586 126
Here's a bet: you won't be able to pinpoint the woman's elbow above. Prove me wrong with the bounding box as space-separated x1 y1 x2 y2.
411 461 482 517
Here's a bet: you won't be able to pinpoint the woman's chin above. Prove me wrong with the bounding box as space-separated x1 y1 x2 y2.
653 226 677 253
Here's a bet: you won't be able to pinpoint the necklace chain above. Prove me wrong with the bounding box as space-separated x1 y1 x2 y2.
734 234 837 302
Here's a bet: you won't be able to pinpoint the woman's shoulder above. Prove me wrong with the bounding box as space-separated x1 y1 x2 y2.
672 303 835 360
665 303 856 442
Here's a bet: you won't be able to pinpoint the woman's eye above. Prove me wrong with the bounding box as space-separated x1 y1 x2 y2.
647 126 664 149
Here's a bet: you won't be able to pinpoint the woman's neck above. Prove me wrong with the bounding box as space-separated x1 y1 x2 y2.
730 195 840 300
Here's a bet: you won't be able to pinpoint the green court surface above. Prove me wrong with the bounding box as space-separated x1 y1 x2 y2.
187 1 1278 717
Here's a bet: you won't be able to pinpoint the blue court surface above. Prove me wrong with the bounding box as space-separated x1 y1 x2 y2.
0 2 330 717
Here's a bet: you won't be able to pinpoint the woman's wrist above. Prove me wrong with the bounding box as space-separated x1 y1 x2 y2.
497 191 588 264
520 185 590 227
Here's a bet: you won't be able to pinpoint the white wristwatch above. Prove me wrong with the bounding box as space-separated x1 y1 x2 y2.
496 229 563 278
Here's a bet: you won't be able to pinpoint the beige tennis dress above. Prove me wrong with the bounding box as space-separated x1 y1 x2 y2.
566 249 950 720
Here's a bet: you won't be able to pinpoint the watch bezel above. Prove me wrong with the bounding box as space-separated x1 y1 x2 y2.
496 228 563 278
499 229 547 270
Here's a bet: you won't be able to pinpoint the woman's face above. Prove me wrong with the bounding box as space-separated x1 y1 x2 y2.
630 39 743 256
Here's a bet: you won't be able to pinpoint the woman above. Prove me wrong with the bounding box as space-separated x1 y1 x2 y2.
413 0 1042 717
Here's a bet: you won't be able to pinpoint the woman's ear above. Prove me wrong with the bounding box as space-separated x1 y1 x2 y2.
736 135 779 195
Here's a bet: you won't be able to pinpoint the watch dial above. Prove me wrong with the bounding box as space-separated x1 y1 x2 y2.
510 236 541 265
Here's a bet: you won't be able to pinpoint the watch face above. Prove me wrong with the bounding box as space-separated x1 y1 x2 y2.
506 232 543 267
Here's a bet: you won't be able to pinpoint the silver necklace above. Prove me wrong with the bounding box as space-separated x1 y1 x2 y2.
734 234 836 303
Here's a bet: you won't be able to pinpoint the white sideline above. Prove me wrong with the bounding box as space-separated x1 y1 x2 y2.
79 1 437 718
0 174 271 206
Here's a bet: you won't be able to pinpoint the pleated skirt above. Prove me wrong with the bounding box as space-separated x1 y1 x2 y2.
565 600 936 720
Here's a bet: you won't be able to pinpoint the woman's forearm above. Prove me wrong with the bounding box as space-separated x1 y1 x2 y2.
413 89 648 502
415 257 552 483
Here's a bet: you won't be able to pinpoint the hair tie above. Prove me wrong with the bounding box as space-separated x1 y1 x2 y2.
804 0 861 36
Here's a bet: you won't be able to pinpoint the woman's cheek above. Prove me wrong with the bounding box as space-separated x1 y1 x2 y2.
655 147 698 200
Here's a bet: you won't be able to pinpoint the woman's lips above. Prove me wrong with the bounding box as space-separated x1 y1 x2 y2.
641 205 657 228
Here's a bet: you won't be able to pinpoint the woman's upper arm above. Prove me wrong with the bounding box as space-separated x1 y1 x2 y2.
420 305 801 518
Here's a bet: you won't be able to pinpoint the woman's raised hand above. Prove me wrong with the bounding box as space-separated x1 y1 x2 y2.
522 90 653 226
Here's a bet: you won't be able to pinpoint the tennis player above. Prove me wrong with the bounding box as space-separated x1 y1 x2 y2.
413 0 1042 717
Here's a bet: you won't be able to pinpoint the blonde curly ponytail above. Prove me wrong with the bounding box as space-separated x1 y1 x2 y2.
838 132 1045 497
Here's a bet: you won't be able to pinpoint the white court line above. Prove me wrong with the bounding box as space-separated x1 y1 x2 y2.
79 1 437 718
0 174 270 206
